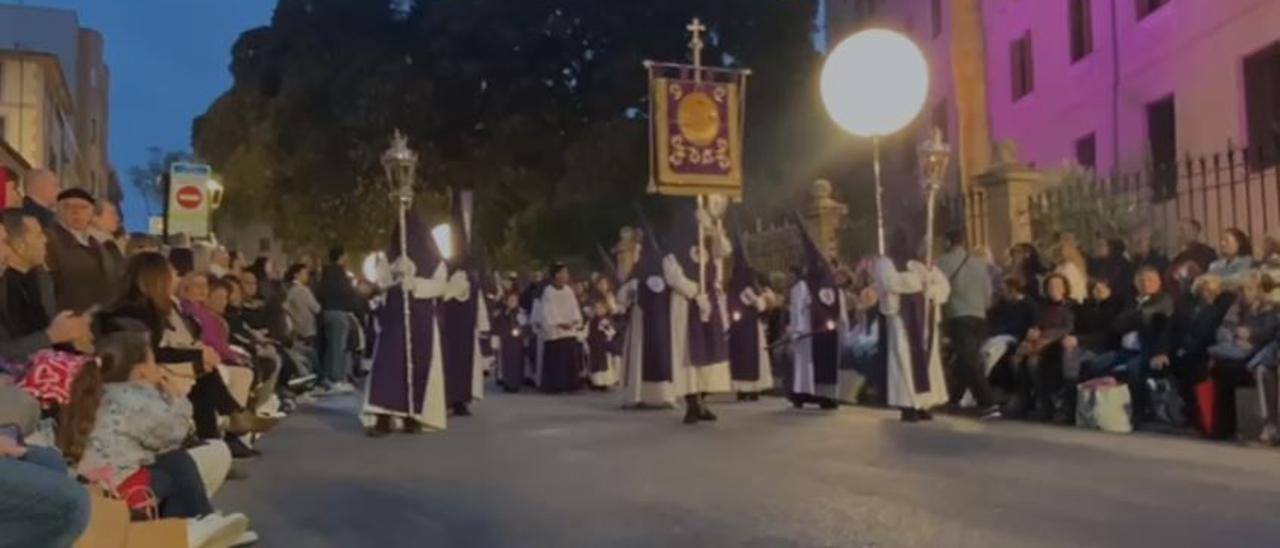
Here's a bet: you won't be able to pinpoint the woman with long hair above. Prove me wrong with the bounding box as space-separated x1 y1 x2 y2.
97 253 275 456
1208 227 1255 284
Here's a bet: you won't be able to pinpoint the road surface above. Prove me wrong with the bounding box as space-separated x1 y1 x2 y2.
215 389 1280 547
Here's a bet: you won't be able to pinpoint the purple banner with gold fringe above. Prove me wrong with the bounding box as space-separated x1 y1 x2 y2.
651 76 744 198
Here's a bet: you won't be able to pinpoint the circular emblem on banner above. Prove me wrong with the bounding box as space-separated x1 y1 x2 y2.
818 288 836 306
175 186 203 209
677 91 721 146
739 288 756 307
646 275 667 293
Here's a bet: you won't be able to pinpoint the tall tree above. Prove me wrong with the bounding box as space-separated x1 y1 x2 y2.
193 0 826 263
126 147 191 216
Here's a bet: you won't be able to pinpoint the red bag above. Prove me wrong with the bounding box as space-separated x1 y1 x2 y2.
115 468 159 517
1195 378 1216 436
18 350 91 408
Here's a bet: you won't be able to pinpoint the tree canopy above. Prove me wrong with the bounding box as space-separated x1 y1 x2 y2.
193 0 835 266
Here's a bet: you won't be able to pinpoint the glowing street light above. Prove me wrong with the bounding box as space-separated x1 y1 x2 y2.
820 29 929 254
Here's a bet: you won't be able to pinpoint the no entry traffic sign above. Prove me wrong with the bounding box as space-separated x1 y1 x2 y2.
176 185 203 209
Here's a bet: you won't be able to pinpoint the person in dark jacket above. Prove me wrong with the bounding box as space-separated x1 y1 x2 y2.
1171 219 1217 273
20 169 58 229
46 189 112 313
1008 273 1076 420
1088 266 1175 424
1168 274 1234 431
315 247 360 393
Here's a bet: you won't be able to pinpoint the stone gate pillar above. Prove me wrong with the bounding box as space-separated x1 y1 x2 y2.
974 141 1042 257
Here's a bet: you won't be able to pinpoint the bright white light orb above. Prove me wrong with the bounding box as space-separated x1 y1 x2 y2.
361 252 386 282
432 224 454 260
821 29 929 137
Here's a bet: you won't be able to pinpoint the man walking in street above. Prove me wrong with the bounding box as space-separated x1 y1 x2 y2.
936 229 1000 419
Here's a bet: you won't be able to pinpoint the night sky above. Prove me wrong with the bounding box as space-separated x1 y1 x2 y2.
9 0 274 231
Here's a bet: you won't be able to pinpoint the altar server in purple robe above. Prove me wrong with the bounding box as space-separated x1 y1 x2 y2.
361 214 449 436
788 222 849 410
491 291 525 393
585 297 621 390
874 230 951 422
728 238 773 400
536 264 585 392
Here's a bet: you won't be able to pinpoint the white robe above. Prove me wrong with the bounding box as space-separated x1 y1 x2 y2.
618 254 732 406
789 280 849 399
874 257 951 410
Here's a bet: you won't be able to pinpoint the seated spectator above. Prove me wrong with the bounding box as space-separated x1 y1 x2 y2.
46 188 113 313
1207 273 1276 440
1261 236 1280 269
1007 243 1047 301
97 252 275 459
169 247 196 277
979 276 1036 381
0 421 90 547
1207 228 1255 285
1071 279 1124 354
222 276 283 412
0 210 92 379
1166 274 1234 429
844 286 884 404
1007 274 1075 420
57 331 253 544
1084 267 1174 425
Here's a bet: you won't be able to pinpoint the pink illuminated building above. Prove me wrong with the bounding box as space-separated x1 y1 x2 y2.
827 0 1280 177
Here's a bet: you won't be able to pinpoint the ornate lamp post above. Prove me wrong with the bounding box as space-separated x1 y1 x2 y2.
918 128 952 266
382 130 420 412
820 29 930 255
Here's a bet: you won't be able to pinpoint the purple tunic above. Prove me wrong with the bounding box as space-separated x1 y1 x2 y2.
687 260 730 368
440 275 480 405
728 242 762 382
366 213 440 417
491 307 525 390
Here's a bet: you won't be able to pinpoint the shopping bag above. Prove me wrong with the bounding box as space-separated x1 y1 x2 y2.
1147 377 1186 427
1076 378 1132 433
1194 378 1216 436
74 489 189 548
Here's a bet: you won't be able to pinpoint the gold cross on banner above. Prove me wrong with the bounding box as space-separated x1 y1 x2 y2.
687 17 706 81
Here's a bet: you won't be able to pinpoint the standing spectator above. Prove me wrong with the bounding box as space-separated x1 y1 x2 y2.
20 169 58 229
1129 226 1170 274
936 230 998 418
1207 228 1255 284
1090 239 1135 305
1052 237 1089 303
46 188 112 312
1171 219 1218 273
1008 243 1047 301
92 201 127 299
315 248 359 393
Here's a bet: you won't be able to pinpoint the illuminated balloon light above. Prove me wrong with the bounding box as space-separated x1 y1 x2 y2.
432 224 454 260
821 29 930 137
362 252 387 282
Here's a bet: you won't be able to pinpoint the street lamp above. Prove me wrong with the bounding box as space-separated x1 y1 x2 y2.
820 29 929 254
918 128 951 266
381 130 420 413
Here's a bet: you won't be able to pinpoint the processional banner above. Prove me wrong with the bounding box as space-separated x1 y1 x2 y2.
648 66 746 199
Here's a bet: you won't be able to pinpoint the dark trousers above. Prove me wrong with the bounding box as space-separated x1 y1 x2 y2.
189 372 243 439
150 450 214 519
945 317 995 407
1210 359 1254 439
1014 341 1065 415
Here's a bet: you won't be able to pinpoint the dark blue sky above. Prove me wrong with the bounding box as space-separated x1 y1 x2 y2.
14 0 274 231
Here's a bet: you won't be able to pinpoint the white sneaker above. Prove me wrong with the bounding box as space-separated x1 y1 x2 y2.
189 514 248 548
230 529 260 547
333 381 357 394
256 409 288 420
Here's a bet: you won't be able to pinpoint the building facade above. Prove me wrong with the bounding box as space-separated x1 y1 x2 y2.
0 4 112 198
0 51 80 188
827 0 1280 178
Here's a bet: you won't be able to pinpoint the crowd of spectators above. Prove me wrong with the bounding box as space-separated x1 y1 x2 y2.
0 170 368 547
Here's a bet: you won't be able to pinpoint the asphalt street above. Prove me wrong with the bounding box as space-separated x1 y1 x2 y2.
215 388 1280 547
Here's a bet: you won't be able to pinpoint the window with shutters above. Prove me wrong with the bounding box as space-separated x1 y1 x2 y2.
1075 133 1097 171
1010 32 1035 101
1136 0 1170 20
1070 0 1093 63
1244 42 1280 169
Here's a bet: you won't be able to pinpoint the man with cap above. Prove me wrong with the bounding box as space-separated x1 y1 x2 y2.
46 188 112 312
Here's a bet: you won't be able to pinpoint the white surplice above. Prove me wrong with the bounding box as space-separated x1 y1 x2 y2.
874 257 951 410
788 280 849 399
